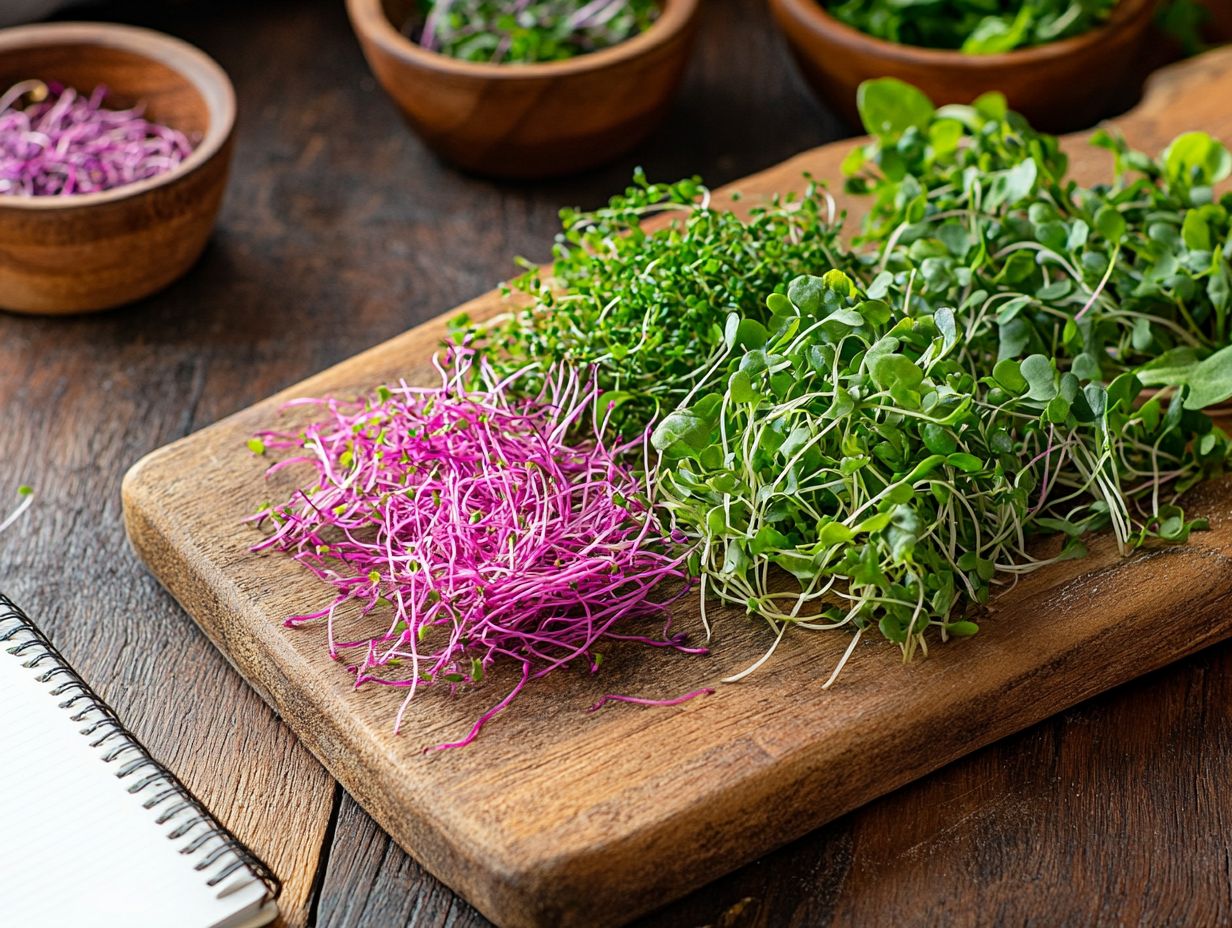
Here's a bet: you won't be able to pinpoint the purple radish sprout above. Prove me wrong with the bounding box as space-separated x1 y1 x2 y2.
0 81 194 197
588 687 714 712
249 347 702 750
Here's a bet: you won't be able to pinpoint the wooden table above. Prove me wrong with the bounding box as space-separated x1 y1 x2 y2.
2 1 1230 925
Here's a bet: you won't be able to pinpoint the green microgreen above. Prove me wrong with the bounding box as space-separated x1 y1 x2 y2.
821 0 1117 53
407 0 660 64
844 78 1232 408
461 169 847 431
652 270 1225 672
464 76 1232 683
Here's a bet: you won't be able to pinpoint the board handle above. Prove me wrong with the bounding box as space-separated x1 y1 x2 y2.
1115 45 1232 146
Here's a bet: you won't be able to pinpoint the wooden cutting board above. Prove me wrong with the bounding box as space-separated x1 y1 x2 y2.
124 49 1232 928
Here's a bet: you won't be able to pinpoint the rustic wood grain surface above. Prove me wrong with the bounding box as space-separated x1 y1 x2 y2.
2 1 1231 927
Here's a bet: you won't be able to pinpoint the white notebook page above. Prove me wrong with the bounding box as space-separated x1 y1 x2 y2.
0 630 274 928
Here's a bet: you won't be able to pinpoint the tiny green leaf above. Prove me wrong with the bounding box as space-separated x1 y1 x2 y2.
856 78 936 139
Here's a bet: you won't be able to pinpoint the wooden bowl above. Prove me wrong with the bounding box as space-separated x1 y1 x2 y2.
0 23 236 315
768 0 1158 132
346 0 700 178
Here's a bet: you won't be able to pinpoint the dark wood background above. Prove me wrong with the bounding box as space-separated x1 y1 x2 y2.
1 1 1230 926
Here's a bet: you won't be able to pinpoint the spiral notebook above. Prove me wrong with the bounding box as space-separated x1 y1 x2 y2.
0 594 280 928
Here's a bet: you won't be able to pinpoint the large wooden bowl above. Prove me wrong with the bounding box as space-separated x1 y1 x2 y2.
769 0 1158 132
346 0 700 178
0 23 235 315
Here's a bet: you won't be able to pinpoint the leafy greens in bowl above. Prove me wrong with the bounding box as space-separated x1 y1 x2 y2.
822 0 1118 54
819 0 1204 55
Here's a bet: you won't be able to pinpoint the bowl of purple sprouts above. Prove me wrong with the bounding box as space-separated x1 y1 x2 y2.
346 0 700 178
0 22 236 315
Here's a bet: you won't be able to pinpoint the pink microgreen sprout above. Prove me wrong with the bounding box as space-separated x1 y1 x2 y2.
587 686 714 713
0 80 194 197
248 347 702 750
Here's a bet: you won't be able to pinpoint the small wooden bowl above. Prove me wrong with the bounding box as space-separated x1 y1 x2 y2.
346 0 700 178
0 23 236 315
768 0 1158 132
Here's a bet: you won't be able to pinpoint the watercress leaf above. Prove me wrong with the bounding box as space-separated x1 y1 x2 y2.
1164 131 1232 188
937 221 971 257
1045 394 1071 423
921 422 957 455
1059 372 1079 404
780 425 813 460
1183 209 1213 251
945 452 983 473
750 525 791 556
870 353 924 394
867 271 894 300
996 294 1032 323
720 540 748 578
987 157 1038 210
728 369 759 404
856 299 893 326
1034 220 1069 253
822 268 858 297
856 512 892 534
1020 353 1058 401
826 386 856 419
1083 383 1107 420
972 91 1008 120
963 5 1033 54
723 312 741 350
1035 279 1072 301
903 453 947 484
1035 516 1084 537
856 77 936 140
1059 537 1089 561
651 410 707 456
998 316 1033 360
1182 345 1232 409
841 145 866 177
1135 346 1202 387
825 307 865 328
1095 205 1127 243
998 250 1039 285
739 348 769 375
1131 316 1153 352
929 118 964 157
735 318 769 350
1067 219 1089 250
1107 372 1142 411
879 615 907 643
934 306 957 348
993 358 1028 393
787 274 826 314
886 504 922 562
818 520 855 547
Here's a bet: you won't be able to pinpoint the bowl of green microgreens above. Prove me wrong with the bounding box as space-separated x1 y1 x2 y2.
768 0 1160 132
346 0 700 178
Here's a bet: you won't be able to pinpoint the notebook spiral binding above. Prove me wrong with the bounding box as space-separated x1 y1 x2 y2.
0 593 280 900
